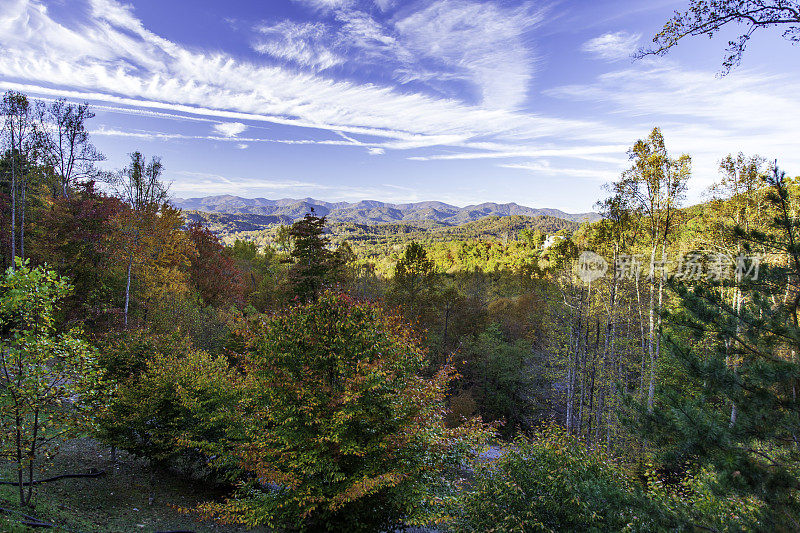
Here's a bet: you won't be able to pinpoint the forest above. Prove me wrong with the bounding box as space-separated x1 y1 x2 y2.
1 1 799 532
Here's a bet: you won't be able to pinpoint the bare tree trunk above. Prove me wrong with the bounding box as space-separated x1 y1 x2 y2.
635 277 647 401
10 128 16 268
20 169 25 261
647 245 661 413
124 256 133 328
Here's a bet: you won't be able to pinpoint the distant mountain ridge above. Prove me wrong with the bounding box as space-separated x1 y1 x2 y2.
173 195 600 225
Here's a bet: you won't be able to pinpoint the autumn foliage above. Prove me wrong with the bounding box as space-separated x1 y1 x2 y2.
195 292 488 531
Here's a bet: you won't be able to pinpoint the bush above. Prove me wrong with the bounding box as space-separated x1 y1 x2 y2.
96 331 239 478
196 292 488 531
452 427 672 532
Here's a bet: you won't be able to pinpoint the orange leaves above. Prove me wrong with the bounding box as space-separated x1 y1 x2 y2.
329 471 406 512
203 291 491 529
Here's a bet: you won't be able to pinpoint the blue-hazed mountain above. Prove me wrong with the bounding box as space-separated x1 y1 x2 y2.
173 195 600 225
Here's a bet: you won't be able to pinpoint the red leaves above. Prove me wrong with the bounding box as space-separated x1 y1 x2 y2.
186 221 245 307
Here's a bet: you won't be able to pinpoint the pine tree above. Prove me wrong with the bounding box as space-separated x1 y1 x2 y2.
389 242 439 320
288 210 334 302
649 165 800 528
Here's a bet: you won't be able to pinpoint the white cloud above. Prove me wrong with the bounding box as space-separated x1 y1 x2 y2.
367 147 385 155
374 0 394 11
0 0 593 148
500 162 620 182
253 21 343 71
582 31 640 61
292 0 354 12
253 1 541 109
394 1 542 109
547 64 800 193
213 122 248 137
169 170 446 204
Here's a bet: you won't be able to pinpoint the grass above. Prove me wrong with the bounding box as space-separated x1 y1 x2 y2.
0 438 268 532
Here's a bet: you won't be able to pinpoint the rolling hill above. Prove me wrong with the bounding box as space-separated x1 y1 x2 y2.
173 195 600 226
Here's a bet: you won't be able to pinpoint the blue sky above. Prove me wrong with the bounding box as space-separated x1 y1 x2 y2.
1 0 798 212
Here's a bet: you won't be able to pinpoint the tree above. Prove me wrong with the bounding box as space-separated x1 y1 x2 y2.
649 166 800 528
1 91 36 266
614 127 691 411
96 331 238 476
274 223 292 253
639 0 800 73
0 259 103 506
287 210 335 302
457 324 543 436
196 293 488 531
187 221 244 307
453 427 672 532
390 242 439 320
110 152 169 327
33 182 125 329
39 99 104 198
230 239 285 311
137 204 196 310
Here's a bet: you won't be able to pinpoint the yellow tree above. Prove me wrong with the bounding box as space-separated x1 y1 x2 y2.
110 152 169 327
614 127 691 411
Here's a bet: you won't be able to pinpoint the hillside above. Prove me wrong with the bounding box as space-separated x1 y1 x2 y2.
184 211 578 246
174 195 600 226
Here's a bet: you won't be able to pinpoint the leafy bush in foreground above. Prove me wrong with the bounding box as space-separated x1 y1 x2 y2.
452 427 672 532
194 292 488 531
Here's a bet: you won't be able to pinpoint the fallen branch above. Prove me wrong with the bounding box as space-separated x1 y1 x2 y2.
0 507 56 529
0 470 106 486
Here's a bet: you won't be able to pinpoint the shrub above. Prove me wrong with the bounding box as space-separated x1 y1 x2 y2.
96 331 239 478
452 427 672 532
197 292 488 531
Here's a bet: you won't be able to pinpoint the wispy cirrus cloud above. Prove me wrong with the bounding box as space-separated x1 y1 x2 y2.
547 63 800 188
581 31 640 61
394 0 543 109
291 0 354 12
253 21 344 71
253 0 542 109
0 0 600 149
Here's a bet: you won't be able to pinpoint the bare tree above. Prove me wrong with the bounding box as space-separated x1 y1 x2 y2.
39 99 104 198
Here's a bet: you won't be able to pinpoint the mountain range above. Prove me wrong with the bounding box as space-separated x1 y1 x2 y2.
173 195 600 226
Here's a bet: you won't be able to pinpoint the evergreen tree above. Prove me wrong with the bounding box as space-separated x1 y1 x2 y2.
390 242 438 319
649 165 800 528
288 210 334 302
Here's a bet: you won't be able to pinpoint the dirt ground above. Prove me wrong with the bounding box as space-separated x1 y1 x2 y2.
0 438 268 533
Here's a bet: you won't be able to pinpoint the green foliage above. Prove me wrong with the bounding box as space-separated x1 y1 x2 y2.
647 167 800 528
452 427 672 532
196 293 488 531
0 259 103 506
96 330 239 483
230 239 286 311
288 211 339 302
457 324 544 436
389 242 439 319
